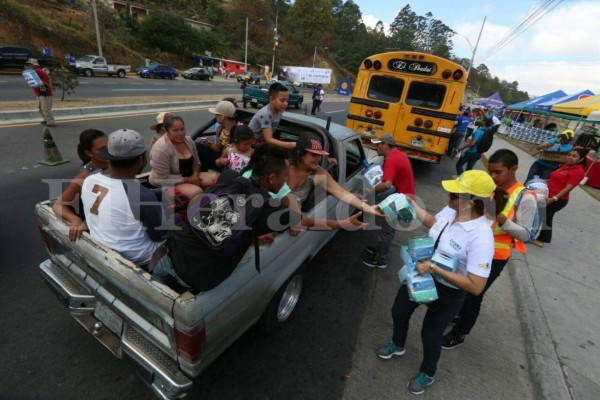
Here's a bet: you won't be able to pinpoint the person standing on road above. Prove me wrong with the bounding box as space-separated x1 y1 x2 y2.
442 149 537 349
25 58 55 126
361 133 415 269
376 170 500 395
311 84 323 115
447 111 473 157
455 117 492 175
535 148 587 245
65 52 76 73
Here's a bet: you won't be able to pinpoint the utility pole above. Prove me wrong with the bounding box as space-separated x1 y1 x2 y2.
271 12 278 76
313 46 317 68
467 16 486 79
91 0 103 57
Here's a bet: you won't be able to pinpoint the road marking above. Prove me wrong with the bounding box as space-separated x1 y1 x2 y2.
111 89 168 91
324 109 347 114
222 88 241 91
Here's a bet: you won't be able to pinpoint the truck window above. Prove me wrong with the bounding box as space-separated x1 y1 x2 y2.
405 81 446 110
345 139 365 181
367 76 405 103
94 58 105 64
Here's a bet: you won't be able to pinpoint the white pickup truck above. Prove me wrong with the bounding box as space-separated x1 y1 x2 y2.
75 55 131 78
36 111 380 399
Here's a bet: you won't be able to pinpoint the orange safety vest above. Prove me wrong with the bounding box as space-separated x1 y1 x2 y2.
492 182 527 260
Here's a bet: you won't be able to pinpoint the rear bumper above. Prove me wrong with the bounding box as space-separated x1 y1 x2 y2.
39 259 193 399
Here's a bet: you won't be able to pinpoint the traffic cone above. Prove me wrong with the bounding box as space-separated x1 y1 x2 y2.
39 126 69 166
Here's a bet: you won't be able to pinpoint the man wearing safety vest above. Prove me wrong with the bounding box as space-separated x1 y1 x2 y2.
442 149 537 349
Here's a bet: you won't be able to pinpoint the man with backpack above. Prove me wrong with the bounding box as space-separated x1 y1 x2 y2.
442 149 539 349
455 117 494 175
151 144 301 292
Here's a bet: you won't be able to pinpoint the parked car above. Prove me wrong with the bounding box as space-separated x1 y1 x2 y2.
140 64 178 79
0 44 55 70
136 63 158 76
75 55 130 78
236 71 257 82
183 67 212 80
36 109 380 400
243 82 304 109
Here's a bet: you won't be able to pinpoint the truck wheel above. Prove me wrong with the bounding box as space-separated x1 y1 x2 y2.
117 70 126 78
242 98 247 108
295 99 303 109
150 73 156 79
84 69 93 77
170 74 175 80
259 266 305 334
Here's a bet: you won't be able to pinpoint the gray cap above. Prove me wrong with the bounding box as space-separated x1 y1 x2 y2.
100 129 146 160
371 133 396 145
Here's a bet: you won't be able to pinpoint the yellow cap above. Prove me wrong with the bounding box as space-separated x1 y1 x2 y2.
442 170 496 197
562 129 575 139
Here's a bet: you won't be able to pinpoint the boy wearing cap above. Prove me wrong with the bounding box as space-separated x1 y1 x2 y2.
362 133 415 269
25 58 55 126
526 129 573 181
248 83 295 150
81 129 167 270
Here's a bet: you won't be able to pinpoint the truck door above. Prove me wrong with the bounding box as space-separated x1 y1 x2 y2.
93 57 108 74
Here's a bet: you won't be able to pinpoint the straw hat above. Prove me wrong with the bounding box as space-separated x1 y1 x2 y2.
150 112 172 131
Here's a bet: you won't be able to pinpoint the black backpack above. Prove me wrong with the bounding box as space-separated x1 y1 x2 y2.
477 127 494 154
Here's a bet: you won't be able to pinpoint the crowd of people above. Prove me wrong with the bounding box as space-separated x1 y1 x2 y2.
50 82 590 395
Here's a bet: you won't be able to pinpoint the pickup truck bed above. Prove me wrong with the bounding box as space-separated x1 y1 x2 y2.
37 111 379 399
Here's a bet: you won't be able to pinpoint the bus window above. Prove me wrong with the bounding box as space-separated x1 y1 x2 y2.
405 82 447 109
367 76 405 103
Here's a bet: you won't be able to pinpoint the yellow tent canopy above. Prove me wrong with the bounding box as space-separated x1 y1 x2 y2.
550 94 600 117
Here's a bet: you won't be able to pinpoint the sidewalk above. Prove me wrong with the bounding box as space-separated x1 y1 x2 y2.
343 136 599 399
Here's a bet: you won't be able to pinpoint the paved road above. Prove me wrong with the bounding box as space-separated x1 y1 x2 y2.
0 74 304 102
0 102 372 400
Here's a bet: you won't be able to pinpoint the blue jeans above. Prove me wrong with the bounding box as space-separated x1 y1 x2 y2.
526 161 557 182
152 254 191 288
456 152 481 175
391 282 465 376
447 131 466 155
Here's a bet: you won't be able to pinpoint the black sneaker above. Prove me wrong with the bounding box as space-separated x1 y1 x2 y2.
361 255 387 269
442 331 465 350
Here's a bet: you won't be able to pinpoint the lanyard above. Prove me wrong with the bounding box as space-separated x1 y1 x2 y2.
434 222 449 251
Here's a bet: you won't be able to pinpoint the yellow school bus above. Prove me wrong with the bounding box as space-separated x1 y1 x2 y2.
346 51 467 163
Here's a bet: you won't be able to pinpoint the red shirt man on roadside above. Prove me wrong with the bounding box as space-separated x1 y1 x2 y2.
25 58 55 126
362 133 415 269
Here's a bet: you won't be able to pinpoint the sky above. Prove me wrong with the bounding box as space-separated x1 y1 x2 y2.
352 0 599 99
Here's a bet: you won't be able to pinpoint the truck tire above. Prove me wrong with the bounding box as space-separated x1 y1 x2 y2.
84 69 93 77
117 70 126 78
150 73 156 79
295 99 303 109
169 74 175 80
259 266 305 334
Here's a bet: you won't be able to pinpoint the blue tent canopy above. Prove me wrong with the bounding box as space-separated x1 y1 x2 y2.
507 90 567 111
472 91 505 108
533 90 595 111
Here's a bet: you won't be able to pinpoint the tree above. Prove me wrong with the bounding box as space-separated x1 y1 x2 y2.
283 0 333 48
388 5 417 51
50 65 79 101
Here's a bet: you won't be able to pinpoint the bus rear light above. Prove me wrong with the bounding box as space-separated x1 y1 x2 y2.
419 55 425 60
373 110 382 119
365 109 373 118
373 60 382 70
453 69 464 80
442 69 452 79
363 59 373 69
414 118 423 127
424 120 433 129
175 320 206 364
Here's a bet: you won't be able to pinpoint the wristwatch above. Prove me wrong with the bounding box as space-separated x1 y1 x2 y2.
429 262 435 274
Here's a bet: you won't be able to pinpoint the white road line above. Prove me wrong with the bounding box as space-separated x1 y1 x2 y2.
0 80 8 83
111 89 168 91
222 88 241 91
324 109 347 114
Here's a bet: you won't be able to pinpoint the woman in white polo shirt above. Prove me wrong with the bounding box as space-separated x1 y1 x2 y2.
376 170 505 395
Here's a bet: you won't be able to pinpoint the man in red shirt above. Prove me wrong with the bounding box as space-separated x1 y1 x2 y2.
25 58 55 126
362 133 415 268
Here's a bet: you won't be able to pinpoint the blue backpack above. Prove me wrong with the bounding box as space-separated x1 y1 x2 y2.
514 188 541 242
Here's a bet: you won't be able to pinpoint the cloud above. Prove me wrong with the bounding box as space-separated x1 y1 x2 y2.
361 14 390 35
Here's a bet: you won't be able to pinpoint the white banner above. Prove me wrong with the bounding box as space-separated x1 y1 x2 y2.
280 66 332 84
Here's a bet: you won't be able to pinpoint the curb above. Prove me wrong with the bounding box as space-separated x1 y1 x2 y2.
0 100 224 125
509 254 573 400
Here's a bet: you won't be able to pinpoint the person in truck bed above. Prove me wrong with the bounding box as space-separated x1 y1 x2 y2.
81 129 167 271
